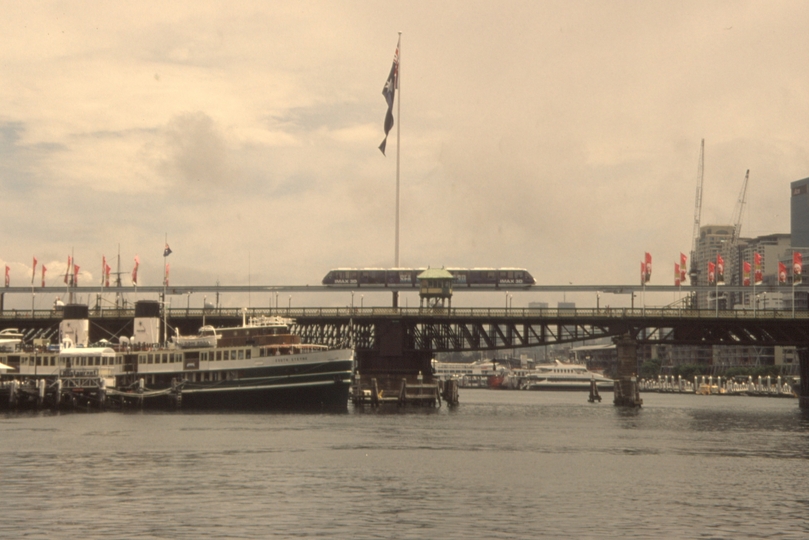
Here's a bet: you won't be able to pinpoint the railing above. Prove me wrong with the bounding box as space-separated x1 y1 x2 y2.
2 306 808 321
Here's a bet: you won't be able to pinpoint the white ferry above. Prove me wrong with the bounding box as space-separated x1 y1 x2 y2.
524 360 613 391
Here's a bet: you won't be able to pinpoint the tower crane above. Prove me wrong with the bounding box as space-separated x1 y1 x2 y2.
688 139 705 284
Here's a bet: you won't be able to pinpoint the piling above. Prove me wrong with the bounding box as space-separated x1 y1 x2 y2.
613 334 643 407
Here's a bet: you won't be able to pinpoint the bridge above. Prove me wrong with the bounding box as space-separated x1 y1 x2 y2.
2 304 807 408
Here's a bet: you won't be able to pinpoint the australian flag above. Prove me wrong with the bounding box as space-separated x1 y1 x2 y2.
164 243 172 257
379 37 400 155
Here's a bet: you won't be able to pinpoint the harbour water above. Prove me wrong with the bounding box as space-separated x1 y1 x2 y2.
1 390 808 539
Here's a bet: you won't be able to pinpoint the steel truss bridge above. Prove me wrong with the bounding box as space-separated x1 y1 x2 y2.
3 306 807 353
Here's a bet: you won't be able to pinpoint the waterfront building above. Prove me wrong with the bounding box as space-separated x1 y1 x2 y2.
791 177 809 248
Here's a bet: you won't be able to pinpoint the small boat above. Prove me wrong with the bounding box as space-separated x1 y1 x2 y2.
524 360 613 391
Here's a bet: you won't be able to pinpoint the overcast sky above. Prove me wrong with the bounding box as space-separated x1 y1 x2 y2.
2 1 809 309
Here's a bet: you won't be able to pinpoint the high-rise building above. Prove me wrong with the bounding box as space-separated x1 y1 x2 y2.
791 177 809 248
694 224 733 308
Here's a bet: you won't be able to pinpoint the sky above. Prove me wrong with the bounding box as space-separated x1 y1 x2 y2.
2 1 809 310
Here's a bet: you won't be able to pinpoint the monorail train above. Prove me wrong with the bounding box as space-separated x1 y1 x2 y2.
321 268 536 288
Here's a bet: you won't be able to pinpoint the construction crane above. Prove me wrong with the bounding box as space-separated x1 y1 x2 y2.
728 169 750 247
688 139 705 284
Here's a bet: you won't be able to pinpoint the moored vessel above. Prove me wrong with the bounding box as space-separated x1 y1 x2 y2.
0 301 354 410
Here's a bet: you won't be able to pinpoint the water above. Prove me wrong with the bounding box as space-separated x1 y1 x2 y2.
2 390 808 539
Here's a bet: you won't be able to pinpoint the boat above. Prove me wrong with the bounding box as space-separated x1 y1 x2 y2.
523 360 613 391
0 301 354 410
0 328 23 352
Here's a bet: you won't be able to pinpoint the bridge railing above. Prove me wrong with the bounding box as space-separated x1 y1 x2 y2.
2 306 807 321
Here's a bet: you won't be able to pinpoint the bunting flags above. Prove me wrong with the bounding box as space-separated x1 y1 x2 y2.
378 36 400 155
778 261 787 284
794 252 803 285
32 257 37 284
754 252 763 285
716 254 725 285
41 265 47 288
679 253 687 283
4 265 9 287
708 262 716 285
132 256 140 286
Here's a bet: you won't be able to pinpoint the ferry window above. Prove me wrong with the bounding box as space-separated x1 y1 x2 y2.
162 353 167 364
147 354 153 364
238 350 244 360
246 350 251 359
216 351 222 361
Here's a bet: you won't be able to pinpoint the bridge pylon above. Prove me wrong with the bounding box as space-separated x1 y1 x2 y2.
613 333 643 407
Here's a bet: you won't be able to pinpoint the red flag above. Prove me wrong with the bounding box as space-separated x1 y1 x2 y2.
778 261 787 284
675 263 681 286
73 265 80 286
32 257 37 284
716 254 725 285
164 263 170 286
641 262 646 285
794 252 803 285
4 265 9 287
743 261 751 286
132 256 140 286
644 252 652 283
708 262 716 285
41 265 47 288
754 252 763 285
101 256 107 286
680 253 687 283
105 264 111 287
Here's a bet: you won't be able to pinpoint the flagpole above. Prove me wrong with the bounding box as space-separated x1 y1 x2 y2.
395 31 401 270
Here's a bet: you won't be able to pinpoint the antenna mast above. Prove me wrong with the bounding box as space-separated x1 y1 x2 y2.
689 139 705 284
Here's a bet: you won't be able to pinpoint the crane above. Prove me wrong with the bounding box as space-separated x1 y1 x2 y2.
688 139 705 284
729 169 750 247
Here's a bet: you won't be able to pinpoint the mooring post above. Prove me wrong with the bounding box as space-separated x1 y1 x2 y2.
613 333 643 407
799 348 809 409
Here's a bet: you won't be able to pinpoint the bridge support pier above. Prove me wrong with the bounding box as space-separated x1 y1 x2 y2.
613 334 642 407
799 348 809 409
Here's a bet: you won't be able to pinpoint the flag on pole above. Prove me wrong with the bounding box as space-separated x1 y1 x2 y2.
794 252 803 285
641 262 646 285
163 244 172 257
778 261 787 284
32 257 37 284
132 256 140 286
754 252 763 285
644 252 652 283
101 256 107 286
708 262 716 285
105 264 111 288
4 265 9 287
378 36 400 155
675 263 680 286
41 265 47 288
743 261 751 286
164 263 170 286
716 254 725 285
73 265 80 286
680 253 687 283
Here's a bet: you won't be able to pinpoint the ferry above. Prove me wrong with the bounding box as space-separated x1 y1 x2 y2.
0 301 354 410
524 360 613 391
